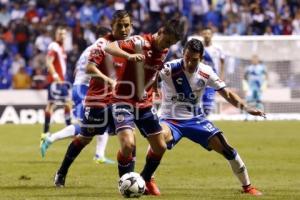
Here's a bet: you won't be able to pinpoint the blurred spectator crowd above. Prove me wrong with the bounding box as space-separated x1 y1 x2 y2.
0 0 299 89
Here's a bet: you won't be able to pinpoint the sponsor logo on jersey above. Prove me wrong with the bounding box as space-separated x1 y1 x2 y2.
116 114 125 123
199 71 209 79
197 79 206 87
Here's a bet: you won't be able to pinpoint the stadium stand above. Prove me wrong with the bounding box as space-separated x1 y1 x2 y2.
0 0 299 89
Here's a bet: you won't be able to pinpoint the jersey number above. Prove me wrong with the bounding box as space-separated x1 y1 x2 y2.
203 123 216 132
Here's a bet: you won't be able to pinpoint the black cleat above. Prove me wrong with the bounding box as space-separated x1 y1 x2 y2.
54 172 66 187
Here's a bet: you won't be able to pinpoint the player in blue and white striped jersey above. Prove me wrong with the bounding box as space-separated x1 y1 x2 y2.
201 28 225 116
40 27 115 164
145 39 265 196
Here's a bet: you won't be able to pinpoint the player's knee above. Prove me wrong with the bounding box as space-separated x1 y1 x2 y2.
149 134 167 155
72 136 91 148
121 141 136 156
77 136 92 145
151 141 167 156
160 123 172 142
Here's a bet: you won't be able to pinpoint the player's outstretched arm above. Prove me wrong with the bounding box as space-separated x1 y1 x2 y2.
105 41 145 62
218 88 266 118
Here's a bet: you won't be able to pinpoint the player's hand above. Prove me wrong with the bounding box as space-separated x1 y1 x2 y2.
53 73 63 83
153 91 161 99
127 54 145 62
107 79 117 89
54 77 64 84
245 107 266 118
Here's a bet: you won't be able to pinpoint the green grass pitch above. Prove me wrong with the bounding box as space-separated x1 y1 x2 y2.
0 121 300 200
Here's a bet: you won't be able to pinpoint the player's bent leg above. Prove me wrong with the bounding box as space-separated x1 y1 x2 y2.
54 135 92 187
141 146 162 196
50 124 80 143
160 123 173 143
147 132 167 156
40 124 81 158
208 133 262 196
117 129 136 177
40 132 52 158
140 134 166 196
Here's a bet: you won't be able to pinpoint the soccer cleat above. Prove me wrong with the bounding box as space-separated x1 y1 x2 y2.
144 177 161 196
40 133 52 158
243 185 263 196
40 132 49 146
54 172 66 187
93 155 115 164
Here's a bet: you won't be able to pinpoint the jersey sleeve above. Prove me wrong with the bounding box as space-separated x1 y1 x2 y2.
47 50 56 57
88 46 105 66
207 68 226 90
117 38 135 54
118 35 146 53
47 43 58 57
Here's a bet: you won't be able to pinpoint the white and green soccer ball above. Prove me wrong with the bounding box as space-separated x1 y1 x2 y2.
118 172 145 198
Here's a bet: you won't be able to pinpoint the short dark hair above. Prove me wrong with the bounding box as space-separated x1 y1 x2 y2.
183 39 204 55
202 27 212 31
96 26 111 37
56 25 66 31
163 19 185 41
111 10 131 24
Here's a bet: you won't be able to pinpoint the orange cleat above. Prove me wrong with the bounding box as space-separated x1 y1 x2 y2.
144 177 161 196
243 185 263 196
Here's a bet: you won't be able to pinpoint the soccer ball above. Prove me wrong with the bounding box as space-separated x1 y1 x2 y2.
118 172 145 198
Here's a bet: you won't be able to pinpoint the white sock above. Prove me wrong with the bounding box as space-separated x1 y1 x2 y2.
48 125 76 143
228 153 251 186
95 132 109 159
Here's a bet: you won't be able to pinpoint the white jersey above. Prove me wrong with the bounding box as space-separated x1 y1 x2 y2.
204 44 225 74
159 58 226 120
73 38 111 86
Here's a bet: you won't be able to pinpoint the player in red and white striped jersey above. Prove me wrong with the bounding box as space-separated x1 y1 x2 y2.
42 26 72 137
105 19 185 195
53 10 134 187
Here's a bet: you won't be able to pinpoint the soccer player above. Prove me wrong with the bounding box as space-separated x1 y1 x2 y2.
40 27 114 164
201 28 225 116
53 10 133 187
156 39 264 196
243 55 267 120
104 19 184 195
42 26 72 137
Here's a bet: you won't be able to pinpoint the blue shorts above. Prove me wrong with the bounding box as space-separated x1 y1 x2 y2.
72 84 88 120
47 82 71 102
112 104 162 137
160 116 221 150
202 87 216 114
80 105 115 137
247 88 262 103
